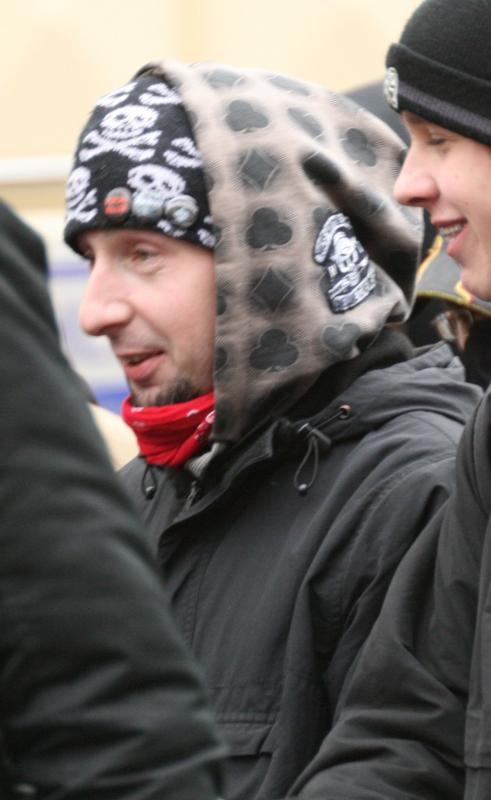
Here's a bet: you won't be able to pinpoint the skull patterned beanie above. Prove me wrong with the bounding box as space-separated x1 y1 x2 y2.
64 74 215 253
384 0 491 146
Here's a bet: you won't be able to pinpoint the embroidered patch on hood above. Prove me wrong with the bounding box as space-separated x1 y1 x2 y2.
313 212 376 313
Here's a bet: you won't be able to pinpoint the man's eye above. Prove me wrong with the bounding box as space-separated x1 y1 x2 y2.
429 137 446 146
133 249 157 261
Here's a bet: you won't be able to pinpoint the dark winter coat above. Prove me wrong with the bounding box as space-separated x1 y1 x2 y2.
0 200 224 800
289 389 491 800
120 336 481 800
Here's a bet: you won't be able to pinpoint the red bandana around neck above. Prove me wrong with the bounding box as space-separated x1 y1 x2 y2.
121 392 215 467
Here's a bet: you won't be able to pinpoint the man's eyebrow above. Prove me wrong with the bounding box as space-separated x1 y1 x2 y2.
403 111 426 126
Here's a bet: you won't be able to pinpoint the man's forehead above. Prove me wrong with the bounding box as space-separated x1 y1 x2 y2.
402 111 452 136
76 227 214 260
401 111 428 127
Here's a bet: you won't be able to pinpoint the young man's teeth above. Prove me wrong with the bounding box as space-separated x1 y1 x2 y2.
439 223 465 238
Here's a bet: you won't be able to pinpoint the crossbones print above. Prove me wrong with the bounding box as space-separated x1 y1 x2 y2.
164 137 203 169
79 105 161 163
139 82 181 106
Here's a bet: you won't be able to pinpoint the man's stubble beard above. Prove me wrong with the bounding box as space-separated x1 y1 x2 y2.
130 377 205 408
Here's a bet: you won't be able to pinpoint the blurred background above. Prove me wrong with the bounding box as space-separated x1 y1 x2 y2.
1 0 420 411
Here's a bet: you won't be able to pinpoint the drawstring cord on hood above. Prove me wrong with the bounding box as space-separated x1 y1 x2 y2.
293 426 323 496
140 403 353 501
141 459 157 500
293 404 352 496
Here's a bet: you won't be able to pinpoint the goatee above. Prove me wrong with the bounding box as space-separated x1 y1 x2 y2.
132 378 204 407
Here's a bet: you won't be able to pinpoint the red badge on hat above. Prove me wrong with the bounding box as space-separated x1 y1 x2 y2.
103 188 132 221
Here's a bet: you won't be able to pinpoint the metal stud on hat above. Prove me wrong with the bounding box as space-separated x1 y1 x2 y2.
384 67 399 111
164 194 199 229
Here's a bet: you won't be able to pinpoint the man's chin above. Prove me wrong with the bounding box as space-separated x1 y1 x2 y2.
130 379 204 407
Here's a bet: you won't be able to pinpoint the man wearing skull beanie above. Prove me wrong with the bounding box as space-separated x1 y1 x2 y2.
63 59 482 799
284 2 491 799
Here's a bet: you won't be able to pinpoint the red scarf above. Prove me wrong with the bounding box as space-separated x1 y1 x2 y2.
121 392 215 467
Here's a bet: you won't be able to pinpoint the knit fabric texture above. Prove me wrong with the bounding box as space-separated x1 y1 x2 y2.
64 74 215 253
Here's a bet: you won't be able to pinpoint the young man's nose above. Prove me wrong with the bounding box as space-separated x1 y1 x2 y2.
394 150 438 209
79 261 131 337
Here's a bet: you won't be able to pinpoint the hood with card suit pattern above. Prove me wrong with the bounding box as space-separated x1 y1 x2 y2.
64 59 422 445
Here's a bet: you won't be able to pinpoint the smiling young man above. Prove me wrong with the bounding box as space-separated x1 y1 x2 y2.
393 114 491 301
63 61 481 800
285 3 491 799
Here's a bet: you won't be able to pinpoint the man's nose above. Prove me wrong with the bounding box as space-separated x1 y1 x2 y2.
394 149 438 210
79 262 131 337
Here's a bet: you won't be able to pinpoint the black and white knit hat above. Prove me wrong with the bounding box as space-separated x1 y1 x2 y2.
64 73 215 253
384 0 491 146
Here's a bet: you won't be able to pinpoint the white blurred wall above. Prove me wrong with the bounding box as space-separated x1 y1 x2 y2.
2 0 419 161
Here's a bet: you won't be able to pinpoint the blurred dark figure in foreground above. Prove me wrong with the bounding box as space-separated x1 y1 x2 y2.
0 198 223 799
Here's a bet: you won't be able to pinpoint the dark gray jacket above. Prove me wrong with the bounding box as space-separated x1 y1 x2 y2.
288 388 491 800
120 337 480 800
0 200 224 800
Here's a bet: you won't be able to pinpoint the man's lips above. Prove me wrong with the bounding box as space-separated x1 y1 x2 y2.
117 351 165 383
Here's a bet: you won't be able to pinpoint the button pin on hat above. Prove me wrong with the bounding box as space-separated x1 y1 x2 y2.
104 188 200 229
103 188 132 222
164 195 199 229
132 191 166 222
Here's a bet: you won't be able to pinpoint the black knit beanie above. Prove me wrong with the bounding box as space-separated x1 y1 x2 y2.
64 73 215 254
384 0 491 146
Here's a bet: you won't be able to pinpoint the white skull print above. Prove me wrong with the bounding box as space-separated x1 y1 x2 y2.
101 105 158 140
79 105 161 162
128 164 186 201
198 220 217 249
64 166 97 224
